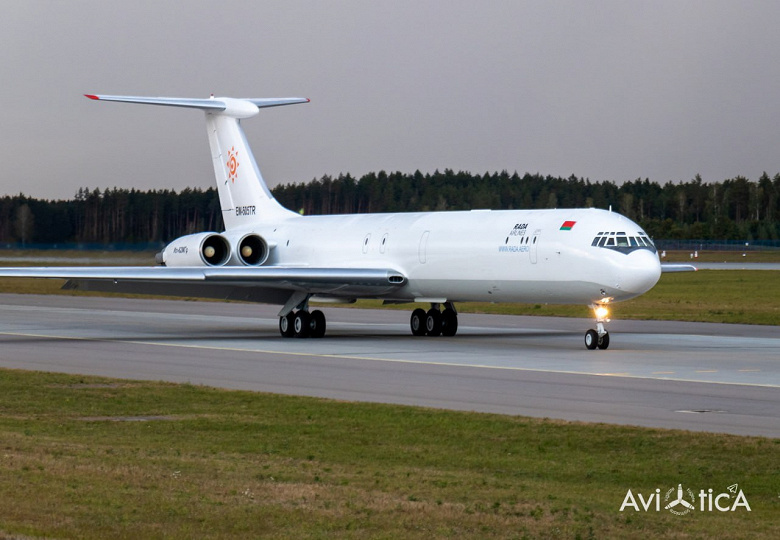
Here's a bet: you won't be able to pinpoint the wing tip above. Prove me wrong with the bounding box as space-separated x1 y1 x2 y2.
84 94 100 100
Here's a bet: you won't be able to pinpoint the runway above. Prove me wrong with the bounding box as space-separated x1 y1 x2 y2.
0 294 778 437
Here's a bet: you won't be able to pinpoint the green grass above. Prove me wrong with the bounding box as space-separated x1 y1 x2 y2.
0 249 156 265
0 369 777 539
611 270 780 324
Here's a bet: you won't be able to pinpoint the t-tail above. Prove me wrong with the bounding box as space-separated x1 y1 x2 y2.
85 94 309 229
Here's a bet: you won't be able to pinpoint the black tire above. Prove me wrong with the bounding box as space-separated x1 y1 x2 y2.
279 313 295 338
584 329 598 350
410 308 427 336
425 308 442 337
597 331 610 350
293 310 311 338
310 310 326 338
441 308 458 336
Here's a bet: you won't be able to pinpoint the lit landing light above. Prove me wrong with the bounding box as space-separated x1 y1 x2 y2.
594 305 610 322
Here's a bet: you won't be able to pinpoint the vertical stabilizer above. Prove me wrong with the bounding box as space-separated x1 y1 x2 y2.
85 94 308 230
205 106 296 229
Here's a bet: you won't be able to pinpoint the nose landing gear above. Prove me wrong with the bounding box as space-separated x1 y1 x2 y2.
585 303 610 350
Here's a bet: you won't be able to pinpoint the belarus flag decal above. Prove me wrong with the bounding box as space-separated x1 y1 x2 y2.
560 221 576 231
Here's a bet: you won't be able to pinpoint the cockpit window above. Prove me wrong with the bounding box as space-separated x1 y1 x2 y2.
590 230 657 255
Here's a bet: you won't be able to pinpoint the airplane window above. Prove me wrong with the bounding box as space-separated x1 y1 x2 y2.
617 236 629 247
533 237 537 244
597 232 604 235
642 236 654 246
605 237 616 247
637 237 647 246
598 237 608 247
591 237 601 246
630 237 639 247
617 232 626 235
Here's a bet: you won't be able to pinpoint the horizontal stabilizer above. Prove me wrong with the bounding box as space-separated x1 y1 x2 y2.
84 94 227 110
84 95 309 117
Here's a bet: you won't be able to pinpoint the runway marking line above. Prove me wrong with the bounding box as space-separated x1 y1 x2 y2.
1 330 778 389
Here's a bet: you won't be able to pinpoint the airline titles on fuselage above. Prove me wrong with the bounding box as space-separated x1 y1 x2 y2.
499 223 531 253
508 223 528 236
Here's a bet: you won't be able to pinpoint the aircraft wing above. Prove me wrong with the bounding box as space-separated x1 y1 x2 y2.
660 263 698 273
0 266 406 297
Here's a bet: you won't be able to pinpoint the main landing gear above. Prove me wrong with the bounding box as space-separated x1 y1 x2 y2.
279 307 326 338
410 303 458 337
584 303 610 350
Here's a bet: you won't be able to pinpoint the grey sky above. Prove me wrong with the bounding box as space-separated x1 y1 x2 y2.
2 1 779 200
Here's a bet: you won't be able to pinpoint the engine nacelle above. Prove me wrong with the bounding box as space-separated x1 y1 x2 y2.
232 233 270 266
161 232 231 267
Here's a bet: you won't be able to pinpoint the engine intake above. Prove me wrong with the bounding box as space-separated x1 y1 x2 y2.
237 234 269 266
201 234 230 266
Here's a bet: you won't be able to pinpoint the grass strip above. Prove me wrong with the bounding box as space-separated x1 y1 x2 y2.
0 369 778 539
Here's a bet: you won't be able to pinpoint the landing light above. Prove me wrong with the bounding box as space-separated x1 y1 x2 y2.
595 306 610 320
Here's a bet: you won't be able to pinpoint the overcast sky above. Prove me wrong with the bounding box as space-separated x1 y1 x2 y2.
2 1 779 200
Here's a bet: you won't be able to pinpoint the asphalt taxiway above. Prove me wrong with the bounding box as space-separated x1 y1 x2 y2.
0 294 777 437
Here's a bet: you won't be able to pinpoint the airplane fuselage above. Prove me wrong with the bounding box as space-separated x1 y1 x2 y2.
212 206 661 306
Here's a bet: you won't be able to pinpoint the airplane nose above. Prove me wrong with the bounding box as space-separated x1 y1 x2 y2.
618 250 661 296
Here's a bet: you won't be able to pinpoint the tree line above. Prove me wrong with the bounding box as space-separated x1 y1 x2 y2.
275 170 780 241
1 171 779 246
0 187 222 246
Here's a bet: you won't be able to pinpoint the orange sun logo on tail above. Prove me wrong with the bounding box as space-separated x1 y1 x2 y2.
227 147 239 182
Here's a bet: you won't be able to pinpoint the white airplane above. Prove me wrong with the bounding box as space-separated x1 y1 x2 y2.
0 94 672 349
